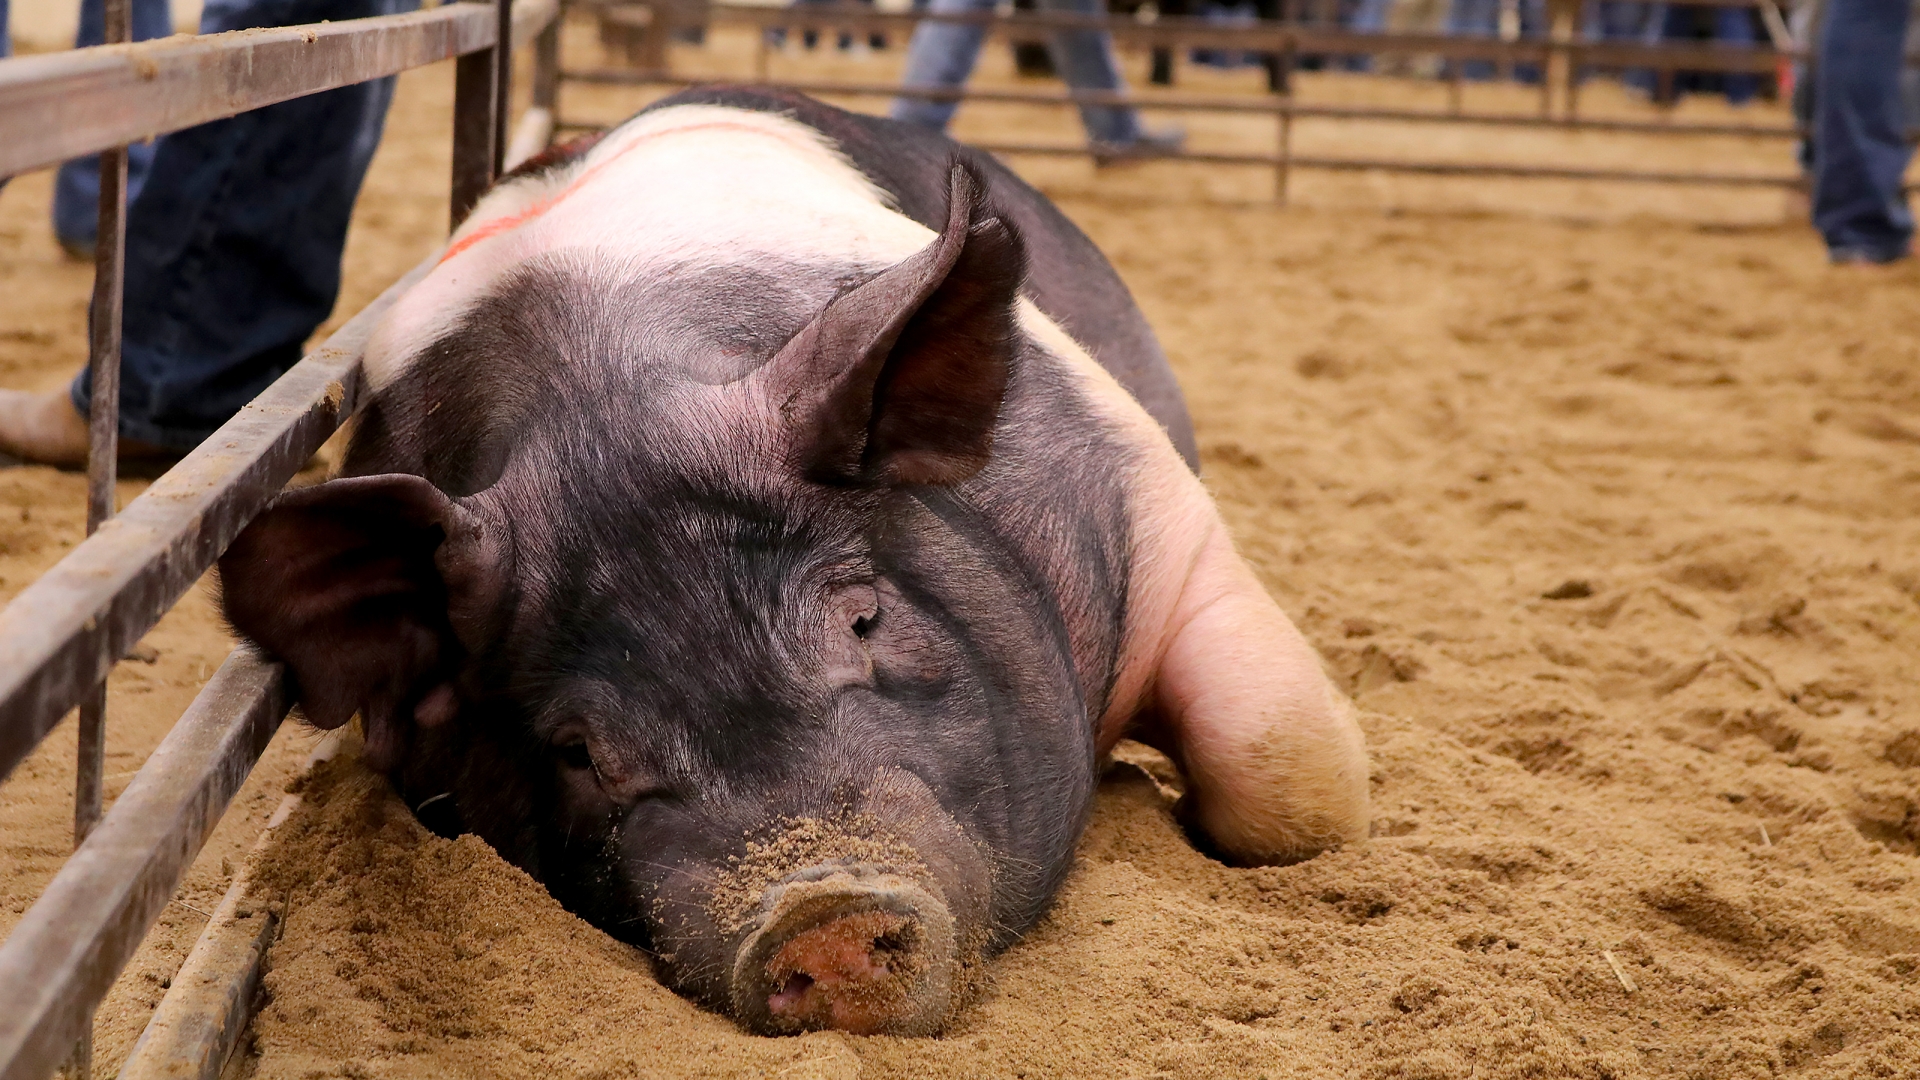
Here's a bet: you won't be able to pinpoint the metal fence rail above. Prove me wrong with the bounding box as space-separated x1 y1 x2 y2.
561 0 1910 196
1 3 519 180
0 1 559 1077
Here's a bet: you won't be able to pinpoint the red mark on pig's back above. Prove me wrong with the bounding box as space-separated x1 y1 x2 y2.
438 119 834 266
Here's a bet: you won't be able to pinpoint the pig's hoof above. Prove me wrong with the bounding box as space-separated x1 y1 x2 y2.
731 871 956 1036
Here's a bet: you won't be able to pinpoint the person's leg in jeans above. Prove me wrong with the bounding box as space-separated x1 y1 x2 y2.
1712 5 1757 105
52 0 175 257
1512 0 1547 83
1036 0 1143 145
0 0 421 464
1812 0 1914 263
891 0 999 131
1591 1 1661 95
1446 0 1499 80
892 0 1179 150
1337 0 1391 72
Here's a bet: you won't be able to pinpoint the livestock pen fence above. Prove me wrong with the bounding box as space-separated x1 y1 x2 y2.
0 2 563 1078
565 0 1917 197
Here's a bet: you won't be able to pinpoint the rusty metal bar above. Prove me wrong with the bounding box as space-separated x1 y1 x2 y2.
115 734 347 1080
0 0 559 181
68 1 135 1069
114 900 275 1080
452 42 501 227
533 13 561 110
493 0 514 176
0 649 290 1080
970 140 1804 186
0 254 436 787
1276 110 1292 204
76 0 135 848
563 69 1805 138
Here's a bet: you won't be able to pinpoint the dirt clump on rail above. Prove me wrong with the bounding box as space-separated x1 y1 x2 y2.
4 28 1920 1080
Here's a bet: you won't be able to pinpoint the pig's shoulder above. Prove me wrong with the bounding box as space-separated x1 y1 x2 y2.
638 88 1198 469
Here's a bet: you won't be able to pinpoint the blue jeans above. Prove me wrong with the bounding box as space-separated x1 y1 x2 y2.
1587 2 1665 93
891 0 1141 144
1446 0 1547 82
55 0 419 450
51 0 178 249
1812 0 1915 262
1337 0 1392 72
1703 6 1758 105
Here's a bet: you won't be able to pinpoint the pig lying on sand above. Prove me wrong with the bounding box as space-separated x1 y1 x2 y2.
219 87 1367 1037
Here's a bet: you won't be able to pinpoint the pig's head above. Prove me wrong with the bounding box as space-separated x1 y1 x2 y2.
219 165 1097 1035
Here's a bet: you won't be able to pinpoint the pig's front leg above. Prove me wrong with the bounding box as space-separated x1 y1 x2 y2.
1143 522 1369 866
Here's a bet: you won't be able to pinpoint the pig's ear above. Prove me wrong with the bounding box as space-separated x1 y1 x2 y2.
776 161 1026 486
216 473 510 771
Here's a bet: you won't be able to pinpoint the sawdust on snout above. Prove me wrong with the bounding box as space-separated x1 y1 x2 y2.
705 813 928 937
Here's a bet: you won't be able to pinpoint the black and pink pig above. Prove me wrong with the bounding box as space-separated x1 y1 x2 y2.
219 88 1368 1037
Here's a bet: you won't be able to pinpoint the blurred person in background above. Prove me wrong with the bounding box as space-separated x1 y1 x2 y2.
0 0 420 467
1446 0 1547 81
784 0 887 53
1586 0 1667 96
1652 1 1760 105
1802 0 1914 263
1197 0 1389 74
890 0 1186 159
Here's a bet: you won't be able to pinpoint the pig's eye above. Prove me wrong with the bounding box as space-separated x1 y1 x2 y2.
852 613 876 638
554 735 595 772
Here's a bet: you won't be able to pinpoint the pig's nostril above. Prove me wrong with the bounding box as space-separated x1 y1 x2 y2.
768 973 814 1016
731 872 957 1036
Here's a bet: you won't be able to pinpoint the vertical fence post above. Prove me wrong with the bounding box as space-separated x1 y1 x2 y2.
1276 108 1293 206
1567 42 1582 120
492 0 513 176
1275 37 1295 205
1538 46 1552 117
450 4 503 227
68 1 134 1075
534 8 561 112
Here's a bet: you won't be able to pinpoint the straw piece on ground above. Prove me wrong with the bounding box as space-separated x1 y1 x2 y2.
1602 950 1639 994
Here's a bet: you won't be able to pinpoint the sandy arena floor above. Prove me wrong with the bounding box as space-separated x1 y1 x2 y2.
4 18 1920 1080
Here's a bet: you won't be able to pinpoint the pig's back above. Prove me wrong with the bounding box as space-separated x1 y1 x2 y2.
639 87 1199 472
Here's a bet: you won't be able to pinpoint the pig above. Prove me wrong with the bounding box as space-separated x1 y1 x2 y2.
217 87 1367 1037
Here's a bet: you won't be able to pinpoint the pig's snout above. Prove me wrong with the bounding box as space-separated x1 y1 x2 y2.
731 868 956 1036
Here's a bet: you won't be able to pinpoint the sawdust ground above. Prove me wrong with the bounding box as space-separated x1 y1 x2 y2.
3 17 1919 1080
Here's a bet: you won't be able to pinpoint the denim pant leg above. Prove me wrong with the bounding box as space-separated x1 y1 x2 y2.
1593 1 1661 93
1811 0 1915 262
1339 0 1392 72
891 0 997 131
1514 0 1546 83
52 0 176 248
70 0 420 450
1037 0 1137 144
1714 6 1757 105
1447 0 1499 80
